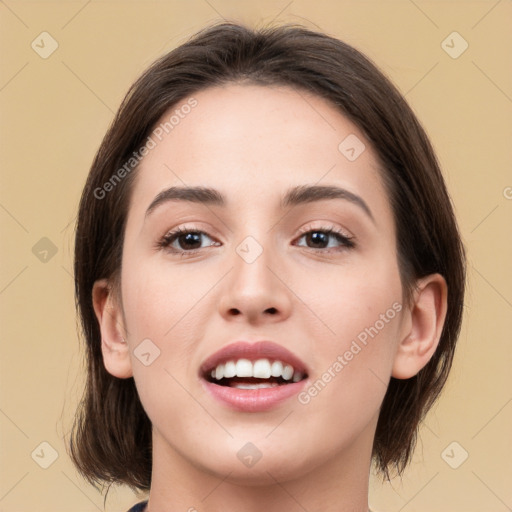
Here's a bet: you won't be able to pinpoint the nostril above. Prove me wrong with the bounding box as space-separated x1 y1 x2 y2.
226 307 278 316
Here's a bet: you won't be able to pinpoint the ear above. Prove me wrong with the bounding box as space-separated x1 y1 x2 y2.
392 274 448 379
92 278 133 379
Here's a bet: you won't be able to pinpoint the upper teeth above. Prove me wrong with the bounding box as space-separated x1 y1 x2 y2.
210 358 303 383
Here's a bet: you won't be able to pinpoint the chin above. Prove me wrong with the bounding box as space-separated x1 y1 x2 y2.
188 440 321 486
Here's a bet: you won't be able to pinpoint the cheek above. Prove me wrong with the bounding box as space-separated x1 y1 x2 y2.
121 253 213 338
120 257 210 426
295 289 403 451
295 250 403 403
297 251 403 345
119 255 215 397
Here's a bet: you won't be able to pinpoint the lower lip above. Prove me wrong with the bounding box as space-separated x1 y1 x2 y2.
201 378 308 412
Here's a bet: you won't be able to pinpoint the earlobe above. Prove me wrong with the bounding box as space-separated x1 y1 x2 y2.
392 274 448 379
92 278 133 379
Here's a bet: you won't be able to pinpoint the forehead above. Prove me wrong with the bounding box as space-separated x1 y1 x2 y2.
128 83 390 222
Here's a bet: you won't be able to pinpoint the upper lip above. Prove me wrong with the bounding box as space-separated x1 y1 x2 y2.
199 340 309 377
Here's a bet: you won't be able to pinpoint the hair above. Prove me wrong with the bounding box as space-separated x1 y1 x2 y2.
68 21 466 492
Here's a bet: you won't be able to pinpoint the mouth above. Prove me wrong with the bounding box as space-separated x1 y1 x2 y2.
199 340 309 412
206 361 306 389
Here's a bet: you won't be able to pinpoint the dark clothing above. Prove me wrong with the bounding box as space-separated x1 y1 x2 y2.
127 501 148 512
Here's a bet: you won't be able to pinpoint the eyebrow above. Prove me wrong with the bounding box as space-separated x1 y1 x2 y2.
145 184 374 223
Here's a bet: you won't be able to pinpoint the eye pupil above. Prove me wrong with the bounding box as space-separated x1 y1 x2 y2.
307 231 328 248
180 232 201 249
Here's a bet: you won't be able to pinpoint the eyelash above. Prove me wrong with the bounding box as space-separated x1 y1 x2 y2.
156 224 355 256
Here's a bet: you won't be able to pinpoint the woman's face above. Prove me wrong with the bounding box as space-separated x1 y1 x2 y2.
116 84 409 482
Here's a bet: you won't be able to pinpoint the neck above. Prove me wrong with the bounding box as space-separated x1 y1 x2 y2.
145 427 374 512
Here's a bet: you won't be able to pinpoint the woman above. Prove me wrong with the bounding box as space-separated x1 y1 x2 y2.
68 22 466 512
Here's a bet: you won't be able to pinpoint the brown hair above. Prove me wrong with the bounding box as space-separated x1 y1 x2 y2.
68 21 466 492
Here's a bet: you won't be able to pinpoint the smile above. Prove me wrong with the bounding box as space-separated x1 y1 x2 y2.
199 341 309 412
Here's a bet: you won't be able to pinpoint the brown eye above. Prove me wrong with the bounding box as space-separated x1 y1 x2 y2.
304 231 329 249
295 228 354 250
159 229 219 253
175 232 203 250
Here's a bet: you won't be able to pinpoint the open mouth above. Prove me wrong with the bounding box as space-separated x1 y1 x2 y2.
204 358 308 389
199 341 310 411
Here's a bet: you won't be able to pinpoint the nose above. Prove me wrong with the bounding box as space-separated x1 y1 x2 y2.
218 242 293 325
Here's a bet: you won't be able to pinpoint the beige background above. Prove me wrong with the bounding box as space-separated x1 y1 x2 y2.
0 1 511 511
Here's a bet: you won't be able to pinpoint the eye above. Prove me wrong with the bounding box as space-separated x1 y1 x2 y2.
156 225 354 255
294 226 355 251
157 227 220 254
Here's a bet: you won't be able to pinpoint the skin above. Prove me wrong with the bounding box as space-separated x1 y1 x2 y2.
93 84 447 512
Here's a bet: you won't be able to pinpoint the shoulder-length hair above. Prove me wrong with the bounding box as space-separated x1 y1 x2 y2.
69 22 466 492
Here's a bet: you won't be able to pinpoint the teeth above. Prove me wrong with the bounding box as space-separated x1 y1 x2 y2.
223 360 236 378
235 359 253 377
270 360 283 377
234 382 279 389
282 364 294 381
209 358 304 383
215 363 224 380
253 359 271 378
